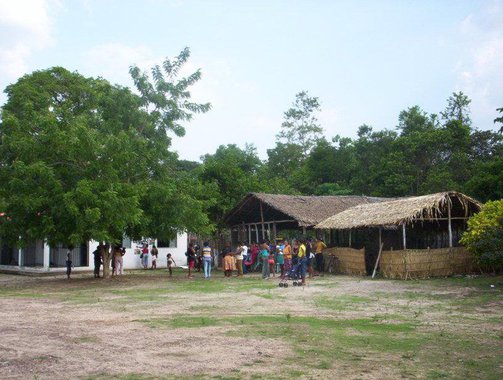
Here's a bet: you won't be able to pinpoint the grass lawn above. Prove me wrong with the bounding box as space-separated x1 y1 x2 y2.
0 269 501 379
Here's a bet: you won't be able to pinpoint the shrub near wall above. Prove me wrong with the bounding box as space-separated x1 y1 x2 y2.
323 247 366 276
379 247 475 280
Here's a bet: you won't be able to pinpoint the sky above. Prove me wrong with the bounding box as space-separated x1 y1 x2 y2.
0 0 502 162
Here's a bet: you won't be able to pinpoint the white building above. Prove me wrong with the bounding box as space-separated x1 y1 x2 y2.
0 233 188 273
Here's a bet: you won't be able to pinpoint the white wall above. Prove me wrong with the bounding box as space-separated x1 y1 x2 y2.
89 233 188 270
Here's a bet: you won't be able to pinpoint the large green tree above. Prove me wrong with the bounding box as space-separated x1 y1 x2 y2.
0 49 211 276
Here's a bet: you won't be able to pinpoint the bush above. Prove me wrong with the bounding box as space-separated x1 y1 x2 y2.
461 200 503 272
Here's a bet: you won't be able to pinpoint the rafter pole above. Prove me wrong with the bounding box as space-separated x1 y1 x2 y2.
260 202 265 240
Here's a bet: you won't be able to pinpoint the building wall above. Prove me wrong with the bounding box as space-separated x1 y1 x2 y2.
0 233 188 273
89 233 188 270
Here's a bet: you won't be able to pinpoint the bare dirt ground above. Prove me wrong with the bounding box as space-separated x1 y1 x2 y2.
0 271 502 379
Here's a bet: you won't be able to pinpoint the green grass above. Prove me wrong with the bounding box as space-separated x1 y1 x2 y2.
1 272 502 379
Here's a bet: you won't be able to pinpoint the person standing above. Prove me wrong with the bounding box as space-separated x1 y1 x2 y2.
202 241 213 279
222 242 235 277
142 244 149 269
167 253 176 277
260 240 270 279
250 242 259 271
241 242 249 274
276 245 285 278
93 244 103 278
114 246 125 275
235 242 244 277
283 240 292 278
298 238 307 286
315 238 327 275
306 238 314 278
150 244 158 269
65 251 73 279
292 240 299 266
186 243 196 278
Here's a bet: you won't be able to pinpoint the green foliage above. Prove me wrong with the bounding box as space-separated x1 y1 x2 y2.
198 144 263 229
276 91 323 158
441 91 471 126
0 49 212 248
461 200 503 272
495 107 503 134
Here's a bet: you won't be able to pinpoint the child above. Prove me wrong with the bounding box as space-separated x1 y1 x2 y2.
269 253 276 277
167 253 176 277
66 252 73 279
151 244 158 269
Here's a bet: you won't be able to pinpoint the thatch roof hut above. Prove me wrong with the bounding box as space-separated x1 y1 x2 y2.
316 191 481 230
225 192 388 229
316 191 482 278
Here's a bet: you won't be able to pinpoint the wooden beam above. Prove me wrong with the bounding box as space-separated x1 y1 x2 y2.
260 202 265 240
231 219 297 228
402 224 407 249
448 199 453 248
372 242 384 279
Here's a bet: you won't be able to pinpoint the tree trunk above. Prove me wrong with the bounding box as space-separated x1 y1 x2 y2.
101 244 112 278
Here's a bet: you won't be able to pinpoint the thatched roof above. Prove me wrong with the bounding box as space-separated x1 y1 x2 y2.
224 193 389 228
315 191 482 230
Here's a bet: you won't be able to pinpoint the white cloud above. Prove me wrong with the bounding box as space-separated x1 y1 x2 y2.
0 0 53 45
82 42 159 86
456 0 503 128
0 0 56 98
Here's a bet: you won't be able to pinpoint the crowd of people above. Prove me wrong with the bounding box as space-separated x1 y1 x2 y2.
217 237 327 285
87 238 328 284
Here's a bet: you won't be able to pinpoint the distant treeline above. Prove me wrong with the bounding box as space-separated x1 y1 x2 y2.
188 92 503 229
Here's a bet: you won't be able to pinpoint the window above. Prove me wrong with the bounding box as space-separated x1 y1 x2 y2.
122 235 132 249
157 238 177 248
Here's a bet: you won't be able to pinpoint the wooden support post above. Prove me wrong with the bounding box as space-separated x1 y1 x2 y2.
273 222 277 241
379 227 382 249
349 230 352 247
260 202 265 240
255 224 259 243
402 224 407 250
372 242 384 279
248 225 251 244
447 199 453 248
